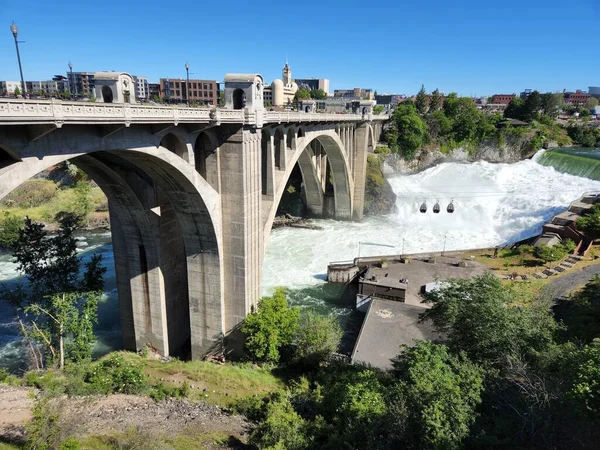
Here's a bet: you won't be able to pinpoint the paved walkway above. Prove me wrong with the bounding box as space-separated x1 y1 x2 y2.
549 263 600 298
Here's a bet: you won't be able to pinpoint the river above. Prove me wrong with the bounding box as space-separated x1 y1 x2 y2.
2 152 600 370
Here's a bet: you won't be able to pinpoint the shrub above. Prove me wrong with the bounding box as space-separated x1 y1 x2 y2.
26 397 63 450
242 288 300 363
373 146 390 155
84 354 148 395
248 392 309 450
293 311 342 369
0 212 22 249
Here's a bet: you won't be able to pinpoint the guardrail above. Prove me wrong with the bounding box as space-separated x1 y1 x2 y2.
0 98 389 126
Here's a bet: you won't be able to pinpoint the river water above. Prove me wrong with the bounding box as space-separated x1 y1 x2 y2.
2 153 600 370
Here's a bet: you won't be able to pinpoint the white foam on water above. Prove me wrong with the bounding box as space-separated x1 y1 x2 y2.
262 158 600 295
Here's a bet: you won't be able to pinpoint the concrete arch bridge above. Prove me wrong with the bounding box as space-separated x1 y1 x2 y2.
0 98 388 358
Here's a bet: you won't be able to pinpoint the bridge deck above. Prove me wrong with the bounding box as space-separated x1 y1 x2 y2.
0 99 389 127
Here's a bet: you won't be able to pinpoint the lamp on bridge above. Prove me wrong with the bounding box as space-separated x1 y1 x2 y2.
185 61 190 106
68 61 74 100
10 22 27 98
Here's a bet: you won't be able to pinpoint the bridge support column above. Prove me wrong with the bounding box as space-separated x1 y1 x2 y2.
352 123 371 221
219 125 263 346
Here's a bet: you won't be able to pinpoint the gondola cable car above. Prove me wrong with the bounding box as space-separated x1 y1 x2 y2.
447 199 455 214
419 200 427 213
433 199 441 214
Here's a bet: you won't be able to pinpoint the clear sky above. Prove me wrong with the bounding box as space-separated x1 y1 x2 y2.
1 0 598 97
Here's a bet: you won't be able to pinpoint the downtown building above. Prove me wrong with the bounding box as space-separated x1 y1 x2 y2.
159 78 219 105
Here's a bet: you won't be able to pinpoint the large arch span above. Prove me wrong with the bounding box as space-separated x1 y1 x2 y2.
0 139 224 360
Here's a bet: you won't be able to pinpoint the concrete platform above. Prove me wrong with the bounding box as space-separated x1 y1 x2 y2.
351 299 440 370
363 257 487 307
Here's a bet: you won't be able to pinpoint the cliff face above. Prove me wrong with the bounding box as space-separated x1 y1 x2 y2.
364 155 397 216
382 135 539 174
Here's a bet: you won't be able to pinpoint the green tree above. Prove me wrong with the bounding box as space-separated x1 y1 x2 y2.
586 97 599 109
504 97 524 120
429 88 442 112
415 84 428 115
443 93 461 120
73 181 93 219
242 288 300 362
3 214 105 368
426 110 453 141
372 105 385 115
294 88 311 101
293 311 342 368
14 87 21 97
248 393 309 450
393 341 484 449
0 211 22 249
577 205 600 239
421 273 558 369
522 90 542 122
390 101 427 160
564 341 600 418
540 92 562 117
310 89 327 100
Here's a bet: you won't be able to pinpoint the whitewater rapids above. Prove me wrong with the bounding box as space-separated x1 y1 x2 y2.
262 157 600 293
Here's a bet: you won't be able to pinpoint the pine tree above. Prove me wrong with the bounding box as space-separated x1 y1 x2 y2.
415 84 428 115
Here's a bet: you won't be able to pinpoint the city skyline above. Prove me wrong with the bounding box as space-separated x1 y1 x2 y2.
1 0 599 97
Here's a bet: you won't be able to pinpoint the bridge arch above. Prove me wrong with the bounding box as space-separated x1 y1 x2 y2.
0 144 223 360
193 129 220 192
262 128 353 248
159 132 190 163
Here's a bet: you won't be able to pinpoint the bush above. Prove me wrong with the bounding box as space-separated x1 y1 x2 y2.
293 311 342 369
0 212 22 249
84 354 148 395
534 244 567 263
248 392 309 450
26 397 63 450
373 146 390 155
242 288 300 363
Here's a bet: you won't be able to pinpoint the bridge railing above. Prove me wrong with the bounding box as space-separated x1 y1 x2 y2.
0 98 389 126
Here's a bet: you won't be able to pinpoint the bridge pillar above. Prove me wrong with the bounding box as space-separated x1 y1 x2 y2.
219 125 263 344
352 123 371 220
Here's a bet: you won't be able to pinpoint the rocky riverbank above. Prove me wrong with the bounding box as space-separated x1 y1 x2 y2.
382 135 540 174
273 214 323 230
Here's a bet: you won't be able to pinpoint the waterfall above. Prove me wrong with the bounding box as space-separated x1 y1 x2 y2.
536 148 600 180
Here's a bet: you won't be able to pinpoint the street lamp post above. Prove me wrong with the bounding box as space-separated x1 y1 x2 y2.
442 234 447 256
185 62 190 106
68 61 74 100
10 22 26 97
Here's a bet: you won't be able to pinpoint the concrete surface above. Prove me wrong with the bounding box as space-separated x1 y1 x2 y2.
351 299 440 370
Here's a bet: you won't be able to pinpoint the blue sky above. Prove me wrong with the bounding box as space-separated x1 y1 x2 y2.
1 0 598 96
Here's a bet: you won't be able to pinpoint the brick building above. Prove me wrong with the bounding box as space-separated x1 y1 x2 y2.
491 94 516 104
160 78 218 105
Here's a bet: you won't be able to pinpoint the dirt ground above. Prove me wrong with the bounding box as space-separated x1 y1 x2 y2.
0 385 249 448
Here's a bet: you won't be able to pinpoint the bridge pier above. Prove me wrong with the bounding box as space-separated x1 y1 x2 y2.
219 125 263 342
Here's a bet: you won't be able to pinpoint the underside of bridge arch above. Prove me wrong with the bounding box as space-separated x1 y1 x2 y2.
194 130 220 192
160 132 189 163
0 148 223 360
0 144 20 172
262 131 353 245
